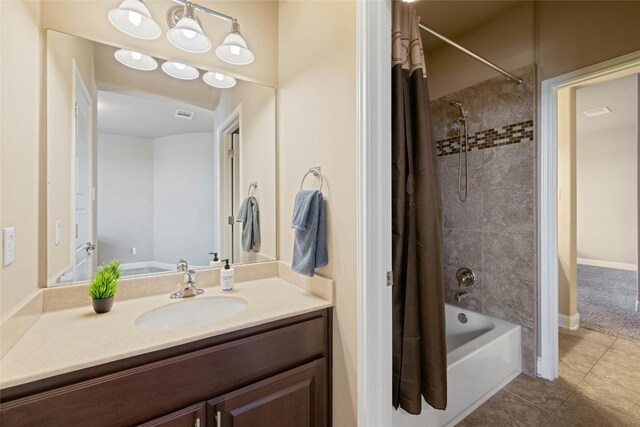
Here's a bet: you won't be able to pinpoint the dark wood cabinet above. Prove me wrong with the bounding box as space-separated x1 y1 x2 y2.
0 309 332 427
138 403 206 427
208 359 327 427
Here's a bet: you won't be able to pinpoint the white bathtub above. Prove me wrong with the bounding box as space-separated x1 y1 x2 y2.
393 304 522 427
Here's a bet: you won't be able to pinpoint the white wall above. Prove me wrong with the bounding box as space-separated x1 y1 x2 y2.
153 133 216 266
577 125 638 267
97 133 154 265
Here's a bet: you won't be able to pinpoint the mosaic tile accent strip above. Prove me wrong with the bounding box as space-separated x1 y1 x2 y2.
437 119 534 157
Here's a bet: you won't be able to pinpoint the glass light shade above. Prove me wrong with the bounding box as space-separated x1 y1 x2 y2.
161 61 199 80
114 49 158 71
215 31 254 65
167 17 211 53
108 0 161 40
203 71 237 89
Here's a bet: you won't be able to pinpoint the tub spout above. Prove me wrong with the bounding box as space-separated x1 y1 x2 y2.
454 291 470 302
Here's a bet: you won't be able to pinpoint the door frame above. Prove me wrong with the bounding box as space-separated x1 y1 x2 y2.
217 104 242 263
538 50 640 380
356 0 393 425
71 63 94 281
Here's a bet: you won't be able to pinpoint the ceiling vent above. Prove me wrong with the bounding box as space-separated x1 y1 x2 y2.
175 109 195 120
583 107 611 117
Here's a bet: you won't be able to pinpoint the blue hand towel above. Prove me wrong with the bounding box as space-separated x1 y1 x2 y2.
291 190 328 277
236 196 260 252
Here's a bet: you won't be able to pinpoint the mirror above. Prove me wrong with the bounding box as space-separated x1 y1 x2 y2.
46 30 276 285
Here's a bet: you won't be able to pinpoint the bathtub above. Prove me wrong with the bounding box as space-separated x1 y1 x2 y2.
393 304 522 427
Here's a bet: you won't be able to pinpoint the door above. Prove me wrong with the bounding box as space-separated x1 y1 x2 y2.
137 403 205 427
231 131 242 264
74 73 94 281
207 359 327 427
218 107 241 264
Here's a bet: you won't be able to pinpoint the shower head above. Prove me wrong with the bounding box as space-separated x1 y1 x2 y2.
449 100 469 119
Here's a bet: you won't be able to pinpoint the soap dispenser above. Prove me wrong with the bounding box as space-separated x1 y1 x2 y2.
220 259 235 293
209 252 224 268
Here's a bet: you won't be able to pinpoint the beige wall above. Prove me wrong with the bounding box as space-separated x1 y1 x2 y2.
42 1 278 87
535 1 640 82
577 126 638 267
213 81 277 261
278 1 357 424
425 1 534 100
46 30 98 284
557 88 577 318
0 0 42 319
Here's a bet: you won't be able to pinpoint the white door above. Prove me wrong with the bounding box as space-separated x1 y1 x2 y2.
231 132 242 263
74 75 93 281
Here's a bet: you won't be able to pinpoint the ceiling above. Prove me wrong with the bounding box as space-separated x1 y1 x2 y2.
576 74 638 134
98 91 216 139
414 1 521 51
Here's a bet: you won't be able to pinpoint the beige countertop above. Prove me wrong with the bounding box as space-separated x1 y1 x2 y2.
0 263 333 390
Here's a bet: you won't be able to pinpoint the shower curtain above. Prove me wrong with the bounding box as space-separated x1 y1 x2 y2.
391 0 447 414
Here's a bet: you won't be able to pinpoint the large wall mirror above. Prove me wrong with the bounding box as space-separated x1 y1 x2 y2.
46 29 276 286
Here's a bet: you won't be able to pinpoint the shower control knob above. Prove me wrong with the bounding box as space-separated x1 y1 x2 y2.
456 267 476 288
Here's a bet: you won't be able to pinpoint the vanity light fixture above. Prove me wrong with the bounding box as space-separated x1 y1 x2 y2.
203 71 237 89
215 20 255 65
161 61 200 80
108 0 162 40
114 49 158 71
166 3 211 54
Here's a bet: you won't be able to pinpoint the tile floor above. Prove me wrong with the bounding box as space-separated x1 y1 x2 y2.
457 327 640 426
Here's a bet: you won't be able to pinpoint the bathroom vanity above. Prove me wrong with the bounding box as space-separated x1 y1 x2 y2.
0 264 333 427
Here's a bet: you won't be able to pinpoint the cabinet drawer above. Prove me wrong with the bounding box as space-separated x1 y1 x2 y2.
1 315 328 427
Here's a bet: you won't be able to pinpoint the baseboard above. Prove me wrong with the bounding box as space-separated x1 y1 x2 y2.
577 258 637 271
558 312 580 330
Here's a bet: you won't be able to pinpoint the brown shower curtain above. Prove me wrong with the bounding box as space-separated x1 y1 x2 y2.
391 0 447 414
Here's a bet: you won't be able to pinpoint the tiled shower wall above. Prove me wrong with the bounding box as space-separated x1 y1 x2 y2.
431 65 537 375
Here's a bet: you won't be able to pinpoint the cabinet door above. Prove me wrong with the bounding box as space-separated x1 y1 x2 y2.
208 359 327 427
138 403 205 427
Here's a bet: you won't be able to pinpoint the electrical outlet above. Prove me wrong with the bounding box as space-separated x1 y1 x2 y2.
131 247 137 255
55 220 62 246
4 227 15 266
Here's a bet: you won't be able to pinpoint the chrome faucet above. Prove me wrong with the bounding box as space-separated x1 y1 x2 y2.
171 259 204 299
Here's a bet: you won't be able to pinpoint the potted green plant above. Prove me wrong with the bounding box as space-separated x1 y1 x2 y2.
89 260 121 314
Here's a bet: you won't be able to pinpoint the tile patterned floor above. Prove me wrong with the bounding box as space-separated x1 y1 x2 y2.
457 327 640 426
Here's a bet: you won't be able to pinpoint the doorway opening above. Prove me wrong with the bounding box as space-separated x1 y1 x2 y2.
573 75 639 339
539 52 640 379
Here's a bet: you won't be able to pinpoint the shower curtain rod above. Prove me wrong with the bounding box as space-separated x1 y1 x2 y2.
418 22 524 84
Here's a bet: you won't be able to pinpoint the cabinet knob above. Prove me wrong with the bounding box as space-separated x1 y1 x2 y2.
216 410 222 427
194 417 200 427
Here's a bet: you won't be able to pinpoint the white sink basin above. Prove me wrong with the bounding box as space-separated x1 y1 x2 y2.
135 297 248 331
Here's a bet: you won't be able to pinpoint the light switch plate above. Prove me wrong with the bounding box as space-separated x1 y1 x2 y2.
55 220 62 246
4 227 15 266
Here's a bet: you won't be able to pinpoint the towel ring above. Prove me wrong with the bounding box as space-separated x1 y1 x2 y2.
300 166 323 192
247 181 258 196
